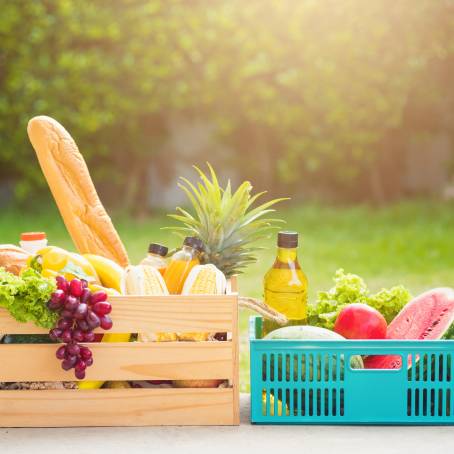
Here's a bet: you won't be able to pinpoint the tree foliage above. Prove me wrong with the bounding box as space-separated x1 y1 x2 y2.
1 0 453 208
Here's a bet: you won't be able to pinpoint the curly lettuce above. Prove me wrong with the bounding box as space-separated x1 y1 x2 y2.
0 267 57 329
308 269 412 329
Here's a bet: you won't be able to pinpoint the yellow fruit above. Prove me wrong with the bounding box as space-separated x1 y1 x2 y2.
172 379 223 388
89 284 121 296
104 381 131 389
35 246 53 256
262 391 288 416
31 246 99 283
77 380 104 390
41 269 59 279
102 333 130 343
41 247 68 271
68 252 99 281
83 254 124 292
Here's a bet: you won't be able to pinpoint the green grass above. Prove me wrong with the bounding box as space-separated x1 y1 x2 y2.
1 199 454 391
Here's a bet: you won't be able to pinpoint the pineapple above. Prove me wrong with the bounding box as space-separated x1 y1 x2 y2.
168 164 287 277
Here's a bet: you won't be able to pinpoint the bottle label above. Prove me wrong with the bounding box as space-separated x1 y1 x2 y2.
264 288 307 320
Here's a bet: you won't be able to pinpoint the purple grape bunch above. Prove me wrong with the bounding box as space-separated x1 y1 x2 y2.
48 276 113 379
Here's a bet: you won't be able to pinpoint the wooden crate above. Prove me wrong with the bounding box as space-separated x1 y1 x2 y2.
0 281 239 427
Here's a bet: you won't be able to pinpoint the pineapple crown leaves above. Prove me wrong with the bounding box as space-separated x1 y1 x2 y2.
166 163 289 276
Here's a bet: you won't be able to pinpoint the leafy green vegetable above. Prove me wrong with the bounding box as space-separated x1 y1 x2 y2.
366 286 413 323
0 267 57 329
308 269 412 329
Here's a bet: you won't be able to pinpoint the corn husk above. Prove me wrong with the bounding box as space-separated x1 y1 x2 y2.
122 264 169 295
123 265 170 342
182 264 227 295
180 264 226 342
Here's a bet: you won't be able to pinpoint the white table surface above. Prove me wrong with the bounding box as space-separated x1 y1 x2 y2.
1 394 453 454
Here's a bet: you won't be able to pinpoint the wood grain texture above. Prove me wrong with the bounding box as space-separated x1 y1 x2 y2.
0 388 235 426
0 294 237 334
0 288 240 426
0 342 233 382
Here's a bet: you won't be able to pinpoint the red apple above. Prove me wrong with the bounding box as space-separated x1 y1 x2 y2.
334 303 387 339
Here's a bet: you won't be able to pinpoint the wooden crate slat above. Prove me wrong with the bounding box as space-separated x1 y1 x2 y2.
0 295 236 334
231 280 240 424
0 342 233 382
0 388 235 426
0 288 239 426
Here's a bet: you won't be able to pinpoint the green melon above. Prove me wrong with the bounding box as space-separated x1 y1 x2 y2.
263 325 363 381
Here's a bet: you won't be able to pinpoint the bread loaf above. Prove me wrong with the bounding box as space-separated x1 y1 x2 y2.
0 244 30 275
27 116 129 267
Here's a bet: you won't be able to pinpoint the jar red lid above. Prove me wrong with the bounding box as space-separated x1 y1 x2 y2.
20 232 47 241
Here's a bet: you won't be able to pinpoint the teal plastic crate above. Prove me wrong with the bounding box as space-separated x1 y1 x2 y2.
250 316 454 425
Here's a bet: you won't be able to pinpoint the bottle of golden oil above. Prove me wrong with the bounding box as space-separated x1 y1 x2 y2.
263 231 308 335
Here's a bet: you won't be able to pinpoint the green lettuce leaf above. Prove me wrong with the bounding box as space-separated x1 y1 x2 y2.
0 267 57 329
308 269 412 329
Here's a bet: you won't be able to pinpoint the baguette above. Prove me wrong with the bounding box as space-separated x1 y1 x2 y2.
27 116 129 267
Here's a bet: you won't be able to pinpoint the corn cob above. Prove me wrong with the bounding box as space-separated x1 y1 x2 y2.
122 264 172 342
138 332 177 342
172 264 228 387
181 264 226 295
123 264 169 295
179 264 226 341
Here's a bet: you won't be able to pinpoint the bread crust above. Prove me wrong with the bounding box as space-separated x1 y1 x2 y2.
27 116 129 267
0 244 30 275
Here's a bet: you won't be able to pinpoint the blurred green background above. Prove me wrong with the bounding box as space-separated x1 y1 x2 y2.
1 1 454 210
1 1 454 389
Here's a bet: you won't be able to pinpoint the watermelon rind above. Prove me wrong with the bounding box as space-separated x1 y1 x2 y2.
364 288 454 369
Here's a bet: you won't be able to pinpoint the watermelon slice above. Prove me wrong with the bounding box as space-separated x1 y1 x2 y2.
364 288 454 369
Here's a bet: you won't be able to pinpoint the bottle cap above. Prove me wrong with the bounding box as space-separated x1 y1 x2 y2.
277 231 298 248
183 236 204 252
148 243 168 257
20 232 47 241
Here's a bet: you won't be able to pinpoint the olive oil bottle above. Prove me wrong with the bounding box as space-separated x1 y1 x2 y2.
263 231 308 335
